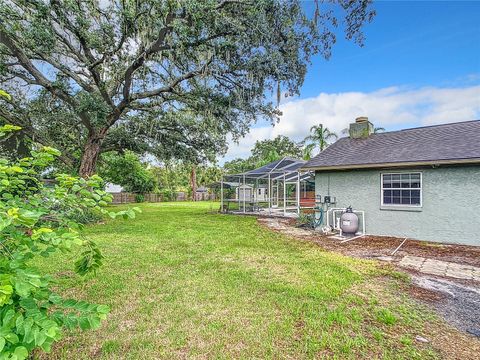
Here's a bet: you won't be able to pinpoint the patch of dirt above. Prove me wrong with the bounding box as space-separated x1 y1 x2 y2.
258 217 480 267
424 321 480 360
408 284 446 302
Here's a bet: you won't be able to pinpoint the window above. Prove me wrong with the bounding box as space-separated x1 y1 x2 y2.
381 173 421 206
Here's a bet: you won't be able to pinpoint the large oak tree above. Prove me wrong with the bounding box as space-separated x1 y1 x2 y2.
0 0 374 177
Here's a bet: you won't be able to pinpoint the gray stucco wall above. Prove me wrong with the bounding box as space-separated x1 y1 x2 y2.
315 166 480 246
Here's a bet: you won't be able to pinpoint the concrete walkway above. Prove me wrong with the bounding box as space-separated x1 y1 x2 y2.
399 255 480 282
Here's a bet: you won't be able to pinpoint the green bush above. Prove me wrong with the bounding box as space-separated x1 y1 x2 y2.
67 207 105 224
158 189 176 202
135 194 145 203
99 151 156 194
0 122 140 359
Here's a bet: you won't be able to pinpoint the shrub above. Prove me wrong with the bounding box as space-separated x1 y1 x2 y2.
99 151 156 194
0 123 140 359
67 207 105 224
135 194 145 203
158 189 176 202
296 211 315 229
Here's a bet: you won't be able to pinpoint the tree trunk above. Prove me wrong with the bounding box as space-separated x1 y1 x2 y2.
79 134 103 178
190 165 197 201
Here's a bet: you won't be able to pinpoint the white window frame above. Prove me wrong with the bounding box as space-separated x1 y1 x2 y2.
381 172 422 207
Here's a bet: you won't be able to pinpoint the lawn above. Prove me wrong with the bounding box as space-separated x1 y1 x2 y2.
36 202 444 359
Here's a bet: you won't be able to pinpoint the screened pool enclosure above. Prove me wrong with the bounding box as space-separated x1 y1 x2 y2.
220 157 315 217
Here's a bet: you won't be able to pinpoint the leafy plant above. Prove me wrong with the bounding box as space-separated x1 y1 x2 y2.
0 124 140 358
158 189 176 202
66 207 105 225
99 151 156 194
296 211 317 229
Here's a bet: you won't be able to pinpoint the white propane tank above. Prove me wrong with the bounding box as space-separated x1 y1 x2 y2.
340 206 359 235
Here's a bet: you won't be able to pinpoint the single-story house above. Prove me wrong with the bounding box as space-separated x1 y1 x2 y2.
302 117 480 246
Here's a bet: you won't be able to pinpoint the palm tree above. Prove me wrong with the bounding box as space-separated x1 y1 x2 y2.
303 124 338 160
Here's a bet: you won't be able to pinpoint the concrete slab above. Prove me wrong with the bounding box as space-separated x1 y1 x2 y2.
399 255 480 281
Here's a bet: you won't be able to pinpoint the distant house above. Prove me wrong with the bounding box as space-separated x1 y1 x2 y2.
302 117 480 246
195 186 211 201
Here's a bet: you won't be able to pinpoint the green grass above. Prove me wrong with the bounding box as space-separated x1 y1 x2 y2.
35 202 439 359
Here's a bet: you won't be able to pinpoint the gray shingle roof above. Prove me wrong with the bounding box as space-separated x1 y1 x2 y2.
302 120 480 170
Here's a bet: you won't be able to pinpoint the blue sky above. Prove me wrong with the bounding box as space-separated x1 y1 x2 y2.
302 0 480 95
223 0 480 162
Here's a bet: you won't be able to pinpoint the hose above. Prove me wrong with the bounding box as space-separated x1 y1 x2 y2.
312 206 323 228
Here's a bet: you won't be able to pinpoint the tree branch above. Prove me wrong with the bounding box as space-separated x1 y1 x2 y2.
0 106 76 167
121 11 177 104
0 27 95 135
130 64 209 101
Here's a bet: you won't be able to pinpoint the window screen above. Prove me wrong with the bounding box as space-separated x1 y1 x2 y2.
382 173 421 206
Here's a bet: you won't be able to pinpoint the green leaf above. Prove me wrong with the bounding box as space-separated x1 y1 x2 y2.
0 90 11 100
96 305 110 314
15 314 24 330
63 299 77 308
2 309 15 326
23 319 34 344
10 166 24 173
13 346 28 360
34 329 47 346
78 317 90 330
48 294 62 305
41 147 61 156
0 218 12 232
2 193 13 200
88 315 101 330
14 281 32 298
5 332 19 344
0 337 5 352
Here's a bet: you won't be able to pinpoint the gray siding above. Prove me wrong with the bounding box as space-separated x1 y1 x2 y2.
315 166 480 246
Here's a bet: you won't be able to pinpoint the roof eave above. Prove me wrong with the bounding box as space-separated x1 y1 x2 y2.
301 158 480 171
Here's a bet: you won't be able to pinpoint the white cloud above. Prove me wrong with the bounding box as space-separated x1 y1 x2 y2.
221 84 480 163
